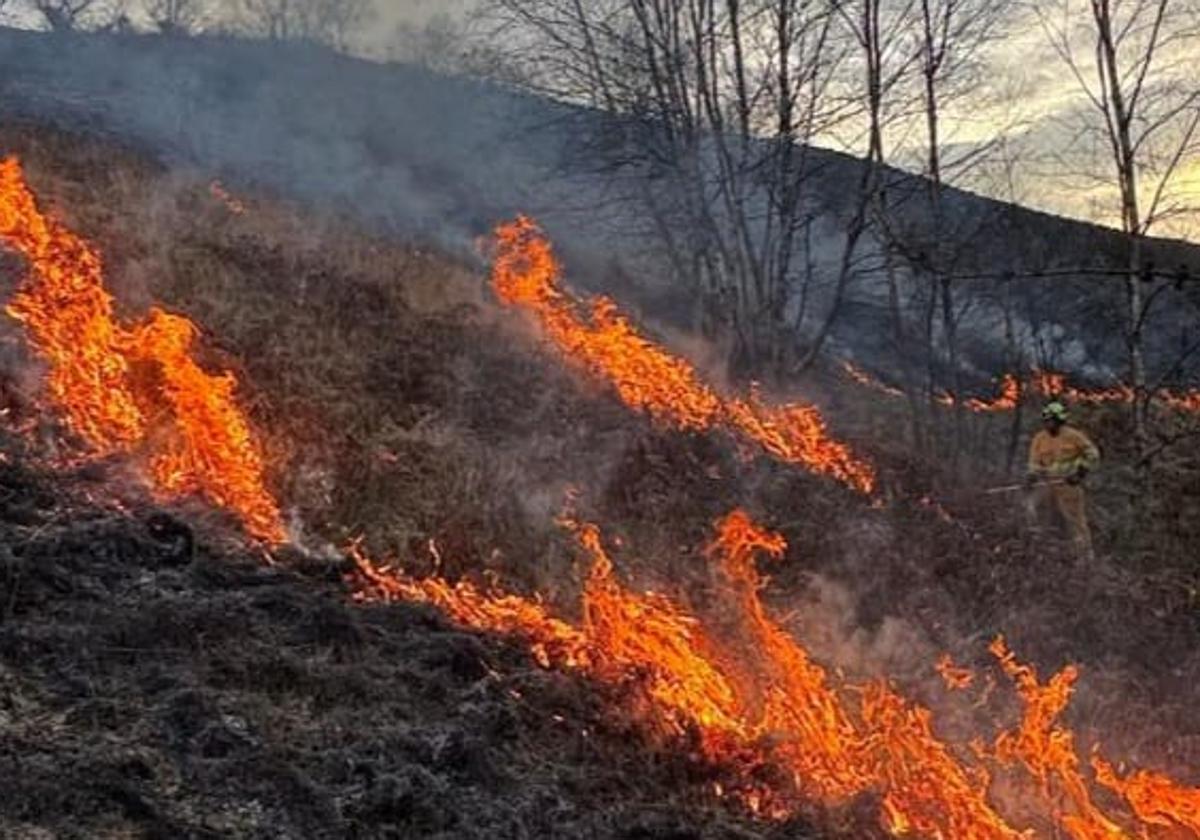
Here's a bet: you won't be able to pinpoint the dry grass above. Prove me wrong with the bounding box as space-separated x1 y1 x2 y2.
2 119 1199 807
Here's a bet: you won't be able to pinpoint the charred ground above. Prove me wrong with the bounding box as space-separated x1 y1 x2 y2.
0 429 819 840
1 124 1198 837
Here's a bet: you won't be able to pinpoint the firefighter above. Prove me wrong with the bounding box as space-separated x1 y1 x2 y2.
1025 401 1100 561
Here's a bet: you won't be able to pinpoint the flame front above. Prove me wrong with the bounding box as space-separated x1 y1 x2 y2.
989 636 1129 839
842 360 1200 416
7 158 1198 837
1094 754 1200 834
350 511 1199 838
1 158 144 451
0 157 284 542
492 217 875 494
125 309 283 542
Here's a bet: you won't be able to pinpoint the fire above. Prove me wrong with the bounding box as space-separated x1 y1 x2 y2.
1093 754 1200 834
859 680 1021 839
989 636 1131 839
7 157 1197 838
704 510 873 803
842 360 905 397
209 180 246 215
577 518 752 744
350 509 1200 838
1160 391 1200 412
125 309 283 541
0 157 284 543
965 375 1021 412
491 217 875 494
1 158 144 451
349 540 589 670
1034 369 1200 414
937 654 975 690
1031 369 1134 407
840 361 1200 416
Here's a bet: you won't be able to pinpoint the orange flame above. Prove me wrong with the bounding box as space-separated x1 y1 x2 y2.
1033 369 1200 416
1031 370 1134 408
842 361 1200 417
125 309 284 541
842 360 905 398
965 375 1021 413
937 654 975 691
491 217 875 494
349 511 1200 838
1093 754 1200 834
0 157 284 542
1 159 144 451
7 157 1195 837
349 540 589 670
209 180 246 215
577 518 752 745
989 636 1131 839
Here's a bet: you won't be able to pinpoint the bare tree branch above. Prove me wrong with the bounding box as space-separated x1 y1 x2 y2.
239 0 371 49
33 0 97 30
143 0 207 33
1038 0 1200 458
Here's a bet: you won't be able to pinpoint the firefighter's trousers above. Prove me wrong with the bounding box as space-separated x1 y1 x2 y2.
1027 483 1094 562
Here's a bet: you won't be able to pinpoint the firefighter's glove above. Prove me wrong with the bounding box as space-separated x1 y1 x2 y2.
1066 466 1089 486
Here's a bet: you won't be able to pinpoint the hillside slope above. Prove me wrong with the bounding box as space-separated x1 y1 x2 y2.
0 431 809 840
0 126 827 840
1 124 1198 838
2 28 1198 386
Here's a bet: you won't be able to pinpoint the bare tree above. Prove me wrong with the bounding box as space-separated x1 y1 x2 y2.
240 0 371 49
29 0 131 30
484 0 871 374
144 0 207 33
33 0 97 29
896 0 1012 463
1037 0 1200 456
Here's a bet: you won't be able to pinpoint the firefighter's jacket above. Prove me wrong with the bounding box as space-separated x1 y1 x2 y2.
1027 425 1100 479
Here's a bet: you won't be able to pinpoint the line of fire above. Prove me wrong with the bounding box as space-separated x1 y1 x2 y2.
2 151 1199 839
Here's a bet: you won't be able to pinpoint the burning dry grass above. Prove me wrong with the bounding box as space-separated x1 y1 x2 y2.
493 217 876 495
0 156 283 542
0 429 780 840
351 511 1200 838
2 123 1200 839
840 363 1200 418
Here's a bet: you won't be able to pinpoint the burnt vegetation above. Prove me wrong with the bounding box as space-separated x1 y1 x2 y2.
0 124 1198 837
0 433 798 839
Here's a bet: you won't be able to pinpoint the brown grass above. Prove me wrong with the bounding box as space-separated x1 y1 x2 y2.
2 120 1198 798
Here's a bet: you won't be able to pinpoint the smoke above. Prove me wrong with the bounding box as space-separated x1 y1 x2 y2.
0 29 533 259
4 27 1199 814
3 26 1195 390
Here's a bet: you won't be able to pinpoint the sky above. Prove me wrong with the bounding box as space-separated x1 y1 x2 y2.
1 0 1193 242
969 5 1200 243
372 0 476 28
373 0 1198 243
